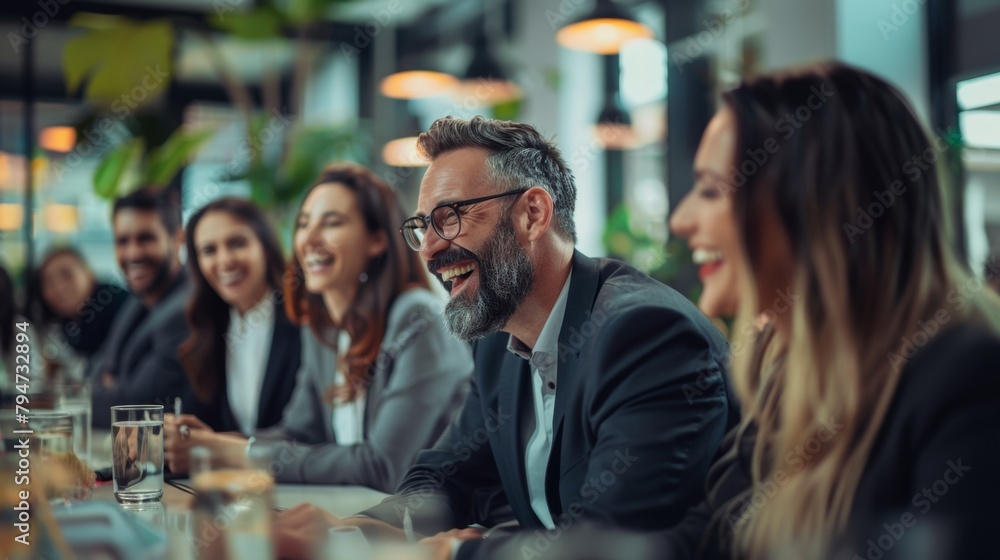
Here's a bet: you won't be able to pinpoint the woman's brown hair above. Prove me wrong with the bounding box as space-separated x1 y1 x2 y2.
179 198 287 403
723 62 1000 558
285 163 430 401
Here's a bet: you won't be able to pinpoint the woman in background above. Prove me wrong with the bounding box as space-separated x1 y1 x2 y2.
165 164 472 493
663 62 1000 559
34 247 127 382
177 197 301 434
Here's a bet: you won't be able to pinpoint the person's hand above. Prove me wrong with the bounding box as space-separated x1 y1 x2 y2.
420 536 461 560
163 414 214 473
275 504 344 559
113 424 138 472
275 506 409 559
420 528 483 560
421 528 483 541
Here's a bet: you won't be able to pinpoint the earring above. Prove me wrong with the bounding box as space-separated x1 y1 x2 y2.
359 272 369 283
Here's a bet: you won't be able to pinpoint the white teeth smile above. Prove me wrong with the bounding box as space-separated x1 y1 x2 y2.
219 271 245 286
126 263 149 277
692 249 724 264
440 263 476 282
305 254 333 267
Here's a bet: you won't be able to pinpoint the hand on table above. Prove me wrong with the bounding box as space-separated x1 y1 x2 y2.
421 528 483 541
275 505 408 559
275 504 345 559
420 528 484 560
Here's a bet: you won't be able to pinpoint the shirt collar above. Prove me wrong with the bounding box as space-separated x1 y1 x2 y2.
506 269 573 372
229 293 275 333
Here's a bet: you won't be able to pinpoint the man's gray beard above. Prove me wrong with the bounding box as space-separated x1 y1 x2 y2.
444 217 534 341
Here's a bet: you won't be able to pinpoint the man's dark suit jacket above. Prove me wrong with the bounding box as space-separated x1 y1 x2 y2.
185 309 302 434
361 251 738 558
88 273 192 428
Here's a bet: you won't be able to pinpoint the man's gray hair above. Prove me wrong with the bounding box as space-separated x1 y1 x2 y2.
417 115 577 242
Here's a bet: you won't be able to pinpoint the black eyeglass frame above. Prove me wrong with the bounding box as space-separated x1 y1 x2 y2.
398 188 529 250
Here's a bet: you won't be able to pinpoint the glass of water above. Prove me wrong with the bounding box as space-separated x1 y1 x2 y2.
111 405 163 504
29 410 74 455
54 384 92 466
190 445 275 560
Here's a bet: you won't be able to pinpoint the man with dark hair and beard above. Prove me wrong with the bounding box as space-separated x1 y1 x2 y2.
87 188 192 428
275 116 737 560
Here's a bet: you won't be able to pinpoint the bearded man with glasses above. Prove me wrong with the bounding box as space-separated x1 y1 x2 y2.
275 116 738 560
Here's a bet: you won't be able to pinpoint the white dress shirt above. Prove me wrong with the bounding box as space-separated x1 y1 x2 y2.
226 296 275 435
506 270 573 530
331 330 366 445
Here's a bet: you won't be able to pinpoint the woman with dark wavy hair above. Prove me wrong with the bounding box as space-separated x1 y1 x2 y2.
166 164 471 492
173 198 301 434
663 62 1000 559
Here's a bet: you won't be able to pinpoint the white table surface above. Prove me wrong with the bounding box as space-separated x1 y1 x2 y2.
89 429 388 516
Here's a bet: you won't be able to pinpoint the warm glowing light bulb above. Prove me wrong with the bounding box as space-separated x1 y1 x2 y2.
380 71 460 99
556 18 654 55
382 137 430 167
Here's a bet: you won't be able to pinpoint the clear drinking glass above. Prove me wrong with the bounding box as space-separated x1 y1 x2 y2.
111 405 164 503
189 445 275 560
54 384 92 466
121 501 166 533
28 410 74 456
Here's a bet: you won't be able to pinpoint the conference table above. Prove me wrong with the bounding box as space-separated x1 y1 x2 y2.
86 430 389 559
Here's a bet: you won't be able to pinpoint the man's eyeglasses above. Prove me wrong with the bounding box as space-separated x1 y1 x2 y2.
399 188 528 251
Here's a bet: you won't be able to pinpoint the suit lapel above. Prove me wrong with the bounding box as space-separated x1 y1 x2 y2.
495 343 535 523
551 251 601 434
255 312 289 429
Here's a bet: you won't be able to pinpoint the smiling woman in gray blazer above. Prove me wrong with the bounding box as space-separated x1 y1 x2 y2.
268 287 469 490
164 164 471 492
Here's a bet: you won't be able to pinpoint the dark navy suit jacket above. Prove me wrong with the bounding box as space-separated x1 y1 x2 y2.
361 251 738 558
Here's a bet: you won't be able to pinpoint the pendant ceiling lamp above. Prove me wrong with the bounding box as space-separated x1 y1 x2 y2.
460 1 520 106
382 136 430 167
381 54 460 99
556 0 654 55
594 97 637 150
460 34 521 105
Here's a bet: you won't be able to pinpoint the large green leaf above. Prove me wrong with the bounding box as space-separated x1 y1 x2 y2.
145 128 216 187
284 0 358 25
209 6 284 40
248 161 281 208
492 98 523 121
63 17 173 111
277 125 365 205
93 137 145 200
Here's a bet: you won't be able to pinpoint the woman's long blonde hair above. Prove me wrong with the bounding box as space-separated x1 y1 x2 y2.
723 63 1000 558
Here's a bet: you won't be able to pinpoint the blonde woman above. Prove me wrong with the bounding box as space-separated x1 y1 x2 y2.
666 63 1000 559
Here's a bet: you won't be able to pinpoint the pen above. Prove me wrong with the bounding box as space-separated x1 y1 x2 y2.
175 397 190 439
403 506 415 543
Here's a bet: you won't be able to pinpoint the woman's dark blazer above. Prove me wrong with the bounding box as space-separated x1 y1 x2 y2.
188 309 302 434
656 322 1000 560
